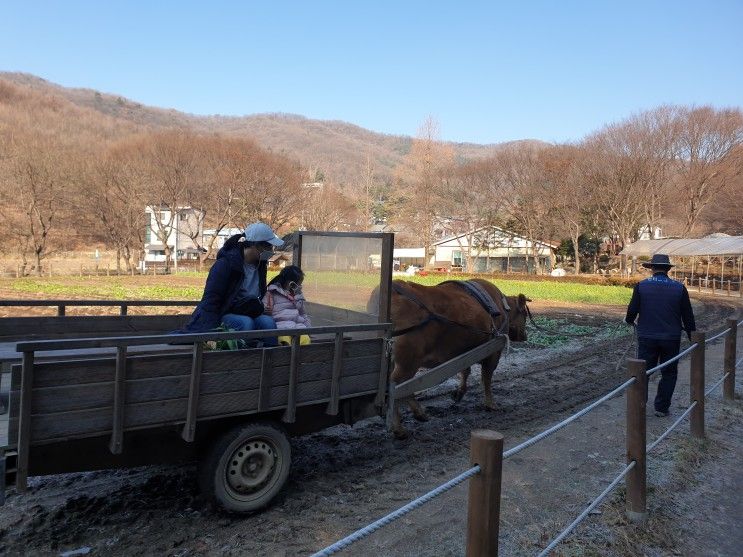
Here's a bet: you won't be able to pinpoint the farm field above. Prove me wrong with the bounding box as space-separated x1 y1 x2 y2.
0 289 739 555
0 272 632 317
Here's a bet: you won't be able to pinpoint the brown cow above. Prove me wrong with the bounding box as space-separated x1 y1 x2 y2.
389 278 529 439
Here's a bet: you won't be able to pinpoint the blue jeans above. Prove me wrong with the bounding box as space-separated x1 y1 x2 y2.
221 314 278 347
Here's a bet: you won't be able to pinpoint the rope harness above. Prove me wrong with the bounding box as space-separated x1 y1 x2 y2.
390 281 509 339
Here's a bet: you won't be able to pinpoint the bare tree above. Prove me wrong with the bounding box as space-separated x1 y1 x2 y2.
672 106 743 235
436 158 505 271
492 144 556 274
584 108 676 264
300 185 357 231
0 132 71 275
394 116 454 267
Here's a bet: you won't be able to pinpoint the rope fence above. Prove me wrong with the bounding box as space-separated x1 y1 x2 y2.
309 465 481 557
536 461 637 557
503 378 636 459
646 401 698 453
646 343 698 376
311 316 740 557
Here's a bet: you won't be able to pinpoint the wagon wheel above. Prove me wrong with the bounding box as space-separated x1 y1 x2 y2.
199 421 291 513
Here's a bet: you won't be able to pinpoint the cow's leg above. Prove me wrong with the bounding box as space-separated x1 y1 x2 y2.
481 352 502 411
390 362 417 439
452 367 471 403
390 399 408 439
407 396 429 421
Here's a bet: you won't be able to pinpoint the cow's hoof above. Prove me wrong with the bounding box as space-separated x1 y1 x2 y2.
483 404 496 412
451 390 464 403
413 412 430 422
393 429 410 440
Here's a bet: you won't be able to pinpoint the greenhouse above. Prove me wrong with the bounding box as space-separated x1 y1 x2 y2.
621 234 743 293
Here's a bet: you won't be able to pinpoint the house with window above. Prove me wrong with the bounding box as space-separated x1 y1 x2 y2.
144 206 205 263
201 227 243 254
430 226 557 273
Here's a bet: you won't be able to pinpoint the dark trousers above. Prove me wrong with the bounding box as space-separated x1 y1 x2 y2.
637 337 681 413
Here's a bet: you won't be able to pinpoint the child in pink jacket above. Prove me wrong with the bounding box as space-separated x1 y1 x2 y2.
262 265 311 345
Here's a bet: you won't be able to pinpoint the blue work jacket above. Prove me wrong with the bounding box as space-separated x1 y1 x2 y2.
625 273 696 341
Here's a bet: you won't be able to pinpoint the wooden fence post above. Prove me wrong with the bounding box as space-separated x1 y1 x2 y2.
466 430 503 557
690 331 706 438
626 358 647 522
723 319 737 401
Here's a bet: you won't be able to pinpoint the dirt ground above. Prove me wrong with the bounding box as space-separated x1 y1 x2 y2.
0 296 740 556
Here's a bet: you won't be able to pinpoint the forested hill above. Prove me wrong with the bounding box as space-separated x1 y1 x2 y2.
0 72 541 185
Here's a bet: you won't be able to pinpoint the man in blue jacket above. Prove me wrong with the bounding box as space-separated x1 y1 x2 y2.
625 254 696 417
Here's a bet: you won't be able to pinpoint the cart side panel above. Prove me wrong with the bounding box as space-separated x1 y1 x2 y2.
8 338 383 445
0 314 190 342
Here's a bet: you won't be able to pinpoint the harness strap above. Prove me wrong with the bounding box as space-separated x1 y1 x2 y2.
442 280 501 319
391 281 498 338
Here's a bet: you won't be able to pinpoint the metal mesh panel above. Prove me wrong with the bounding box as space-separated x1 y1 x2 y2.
299 234 384 325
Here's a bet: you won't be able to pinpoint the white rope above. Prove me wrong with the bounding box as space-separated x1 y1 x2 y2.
503 378 636 459
705 373 730 397
646 401 698 453
536 461 636 556
705 327 733 344
309 465 481 557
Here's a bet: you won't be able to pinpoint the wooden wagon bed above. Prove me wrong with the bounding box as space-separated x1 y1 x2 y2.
3 323 391 492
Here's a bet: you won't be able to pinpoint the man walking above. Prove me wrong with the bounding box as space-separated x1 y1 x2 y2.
625 254 696 417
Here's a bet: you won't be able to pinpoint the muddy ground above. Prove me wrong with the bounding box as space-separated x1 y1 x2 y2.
0 296 740 556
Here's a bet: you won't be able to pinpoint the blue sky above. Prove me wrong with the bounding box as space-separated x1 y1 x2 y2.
1 1 741 144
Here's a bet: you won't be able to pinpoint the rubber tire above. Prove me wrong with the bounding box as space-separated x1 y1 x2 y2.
199 421 291 513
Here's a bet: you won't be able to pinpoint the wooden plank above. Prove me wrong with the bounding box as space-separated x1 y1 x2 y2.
375 337 391 407
109 346 127 454
325 333 344 415
392 337 506 400
282 337 301 423
0 300 197 307
0 315 190 341
258 349 273 412
378 233 394 323
15 351 34 491
181 342 203 442
304 302 378 327
15 323 390 352
8 372 380 444
8 353 382 416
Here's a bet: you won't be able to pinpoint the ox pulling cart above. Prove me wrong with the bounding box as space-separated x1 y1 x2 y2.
0 231 509 512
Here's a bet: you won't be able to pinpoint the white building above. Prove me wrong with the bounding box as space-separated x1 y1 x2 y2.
430 226 557 273
202 227 243 253
144 206 205 263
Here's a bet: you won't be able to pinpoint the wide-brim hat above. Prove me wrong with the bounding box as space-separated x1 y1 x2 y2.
642 253 674 268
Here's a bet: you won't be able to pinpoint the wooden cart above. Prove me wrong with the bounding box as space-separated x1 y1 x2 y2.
0 231 395 512
0 231 507 512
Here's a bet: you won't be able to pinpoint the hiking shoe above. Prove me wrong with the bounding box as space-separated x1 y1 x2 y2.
654 410 669 417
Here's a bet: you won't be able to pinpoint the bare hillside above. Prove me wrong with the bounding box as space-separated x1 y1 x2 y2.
0 72 546 186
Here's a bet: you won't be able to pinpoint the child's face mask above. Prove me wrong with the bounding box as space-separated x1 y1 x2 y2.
288 281 302 295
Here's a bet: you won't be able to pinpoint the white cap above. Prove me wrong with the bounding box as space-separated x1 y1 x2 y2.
244 222 284 247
